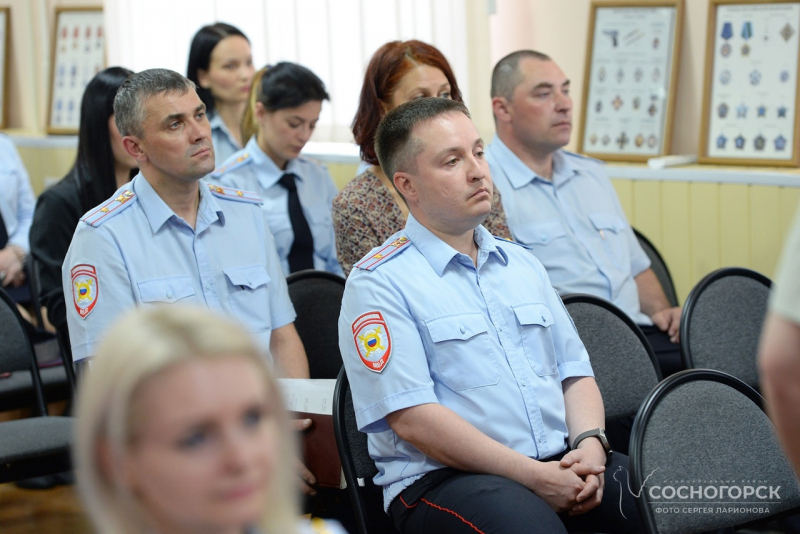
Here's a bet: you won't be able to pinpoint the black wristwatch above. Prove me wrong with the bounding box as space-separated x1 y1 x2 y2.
572 428 613 465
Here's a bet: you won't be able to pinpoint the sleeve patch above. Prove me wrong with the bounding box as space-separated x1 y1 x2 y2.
352 311 392 373
71 264 98 318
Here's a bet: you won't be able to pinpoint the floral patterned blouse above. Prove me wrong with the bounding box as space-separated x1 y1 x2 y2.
332 168 511 277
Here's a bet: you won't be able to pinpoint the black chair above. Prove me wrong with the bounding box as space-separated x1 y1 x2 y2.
333 367 398 534
633 228 679 307
0 287 73 483
563 294 661 454
630 369 800 533
680 267 771 390
287 269 346 379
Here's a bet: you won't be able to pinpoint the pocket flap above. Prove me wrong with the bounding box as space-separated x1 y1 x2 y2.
426 313 489 343
138 275 196 303
588 212 626 233
223 265 271 289
513 303 554 328
515 219 568 245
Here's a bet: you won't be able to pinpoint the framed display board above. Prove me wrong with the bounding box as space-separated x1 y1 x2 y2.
699 0 800 166
578 0 684 161
0 8 9 129
47 7 105 134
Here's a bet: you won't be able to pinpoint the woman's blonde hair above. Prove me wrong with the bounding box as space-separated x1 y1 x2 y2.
74 305 299 534
241 66 269 144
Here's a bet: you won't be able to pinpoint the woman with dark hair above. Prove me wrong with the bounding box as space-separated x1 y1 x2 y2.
187 22 255 167
30 66 137 334
332 40 510 276
212 62 342 277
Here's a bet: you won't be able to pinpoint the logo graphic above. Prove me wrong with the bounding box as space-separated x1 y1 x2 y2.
71 264 98 318
613 466 661 519
352 311 392 373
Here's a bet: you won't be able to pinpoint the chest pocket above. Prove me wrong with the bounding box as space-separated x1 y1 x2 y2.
425 313 500 391
588 212 630 271
138 275 196 304
514 218 568 246
513 303 558 376
223 265 272 333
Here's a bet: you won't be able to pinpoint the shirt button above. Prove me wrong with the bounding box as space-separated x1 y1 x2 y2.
521 381 526 387
204 283 211 290
540 233 548 241
460 325 466 334
166 291 174 299
541 315 547 322
538 437 544 443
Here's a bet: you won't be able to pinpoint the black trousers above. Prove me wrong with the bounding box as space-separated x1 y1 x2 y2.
639 324 683 377
389 451 644 534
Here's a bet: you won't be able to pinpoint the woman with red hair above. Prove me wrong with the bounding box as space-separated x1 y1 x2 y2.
333 40 510 276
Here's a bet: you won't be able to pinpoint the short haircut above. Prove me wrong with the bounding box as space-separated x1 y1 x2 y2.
352 40 463 166
186 22 249 114
491 50 552 101
114 68 196 138
375 97 470 181
241 62 330 142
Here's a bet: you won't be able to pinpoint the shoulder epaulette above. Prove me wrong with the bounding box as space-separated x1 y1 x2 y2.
296 155 327 169
561 150 605 166
212 152 252 177
355 236 411 271
81 190 137 227
207 183 263 204
494 236 532 250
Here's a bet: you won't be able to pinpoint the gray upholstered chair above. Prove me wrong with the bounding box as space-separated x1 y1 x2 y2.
633 228 679 308
679 267 771 390
563 294 662 454
333 367 398 534
630 369 800 533
0 287 73 483
287 269 346 379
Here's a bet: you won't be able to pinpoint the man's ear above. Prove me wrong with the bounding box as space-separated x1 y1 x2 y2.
122 136 146 163
393 171 416 203
492 96 512 124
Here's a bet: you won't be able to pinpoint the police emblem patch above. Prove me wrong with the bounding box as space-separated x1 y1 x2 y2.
352 311 392 373
71 264 98 319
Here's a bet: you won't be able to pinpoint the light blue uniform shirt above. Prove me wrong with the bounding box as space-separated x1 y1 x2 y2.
211 136 343 276
0 135 35 251
63 174 295 362
209 112 243 168
487 135 652 325
338 214 594 510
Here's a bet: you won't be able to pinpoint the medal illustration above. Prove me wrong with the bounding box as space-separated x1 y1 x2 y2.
781 23 795 42
719 70 731 85
718 103 729 118
647 135 657 148
757 106 766 118
735 135 746 150
775 135 787 151
717 134 728 149
778 106 788 118
616 132 629 149
736 103 748 118
754 134 766 151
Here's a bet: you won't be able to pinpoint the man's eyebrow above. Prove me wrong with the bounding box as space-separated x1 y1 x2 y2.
532 79 571 90
161 104 205 127
433 138 484 158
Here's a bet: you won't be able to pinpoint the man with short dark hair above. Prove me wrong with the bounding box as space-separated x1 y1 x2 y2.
487 50 682 378
63 68 309 380
339 97 642 533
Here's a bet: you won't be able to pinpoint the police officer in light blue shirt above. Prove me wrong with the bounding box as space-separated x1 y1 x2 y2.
486 50 682 377
62 69 310 383
339 98 641 533
0 134 35 290
212 62 342 277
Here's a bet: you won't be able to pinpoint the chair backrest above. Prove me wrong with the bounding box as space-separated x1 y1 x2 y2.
286 270 346 379
563 294 661 421
630 369 800 533
634 228 679 307
333 367 396 534
680 267 771 390
26 254 47 329
0 287 48 415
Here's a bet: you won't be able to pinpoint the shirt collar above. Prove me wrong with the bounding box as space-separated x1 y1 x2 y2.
133 173 223 233
489 134 577 187
404 214 508 276
245 136 303 190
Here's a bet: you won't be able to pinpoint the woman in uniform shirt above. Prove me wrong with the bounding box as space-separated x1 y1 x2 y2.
187 23 255 167
212 63 342 277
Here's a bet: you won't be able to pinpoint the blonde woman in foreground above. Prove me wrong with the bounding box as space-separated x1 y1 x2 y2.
74 305 346 534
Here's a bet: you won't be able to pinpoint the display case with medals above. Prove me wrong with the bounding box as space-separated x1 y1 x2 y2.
578 0 684 162
47 7 105 134
0 8 9 130
700 0 800 166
